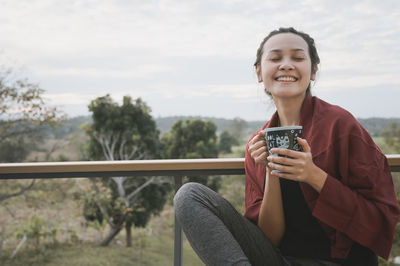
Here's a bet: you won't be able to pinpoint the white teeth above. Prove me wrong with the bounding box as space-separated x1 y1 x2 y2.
276 76 296 82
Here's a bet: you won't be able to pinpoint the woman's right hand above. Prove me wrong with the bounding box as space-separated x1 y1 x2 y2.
248 131 268 166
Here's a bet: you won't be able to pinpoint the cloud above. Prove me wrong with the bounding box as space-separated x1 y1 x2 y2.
34 64 175 79
1 0 399 119
44 93 92 105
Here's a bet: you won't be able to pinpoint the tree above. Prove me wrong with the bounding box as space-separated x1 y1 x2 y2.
382 122 400 153
83 95 170 247
218 130 239 154
0 69 61 161
0 68 63 203
162 119 220 190
230 117 248 142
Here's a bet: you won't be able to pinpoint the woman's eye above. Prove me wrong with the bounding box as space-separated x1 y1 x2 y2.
269 58 280 62
293 57 305 61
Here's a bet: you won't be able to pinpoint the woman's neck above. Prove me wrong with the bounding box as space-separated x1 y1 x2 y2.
273 94 305 127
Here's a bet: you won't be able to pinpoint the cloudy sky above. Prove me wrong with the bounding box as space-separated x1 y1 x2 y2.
1 0 399 121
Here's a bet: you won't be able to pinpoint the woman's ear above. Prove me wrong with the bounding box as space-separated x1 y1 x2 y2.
256 65 263 83
310 65 318 81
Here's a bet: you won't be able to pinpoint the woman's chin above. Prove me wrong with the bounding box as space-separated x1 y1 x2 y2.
270 89 307 99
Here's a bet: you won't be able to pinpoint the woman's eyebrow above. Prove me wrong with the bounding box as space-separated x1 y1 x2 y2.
268 48 305 53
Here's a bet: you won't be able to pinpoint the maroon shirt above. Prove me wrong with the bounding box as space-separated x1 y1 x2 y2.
244 94 400 260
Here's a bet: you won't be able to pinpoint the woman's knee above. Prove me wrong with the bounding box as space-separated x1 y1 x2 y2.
173 182 203 210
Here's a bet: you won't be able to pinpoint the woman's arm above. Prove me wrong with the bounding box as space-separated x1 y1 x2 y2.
257 168 285 247
247 131 285 246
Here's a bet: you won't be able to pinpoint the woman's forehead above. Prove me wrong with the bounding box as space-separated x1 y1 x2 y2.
263 33 308 53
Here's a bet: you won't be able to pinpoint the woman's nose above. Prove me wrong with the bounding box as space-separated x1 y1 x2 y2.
279 59 294 70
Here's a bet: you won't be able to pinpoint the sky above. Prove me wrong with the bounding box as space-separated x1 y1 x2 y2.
1 0 399 121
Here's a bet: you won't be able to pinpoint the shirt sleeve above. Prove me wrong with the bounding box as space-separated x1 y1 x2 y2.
244 142 265 225
312 124 400 259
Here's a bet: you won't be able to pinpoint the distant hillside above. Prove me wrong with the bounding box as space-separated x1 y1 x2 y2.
154 116 400 138
357 118 400 136
154 116 264 136
53 115 400 139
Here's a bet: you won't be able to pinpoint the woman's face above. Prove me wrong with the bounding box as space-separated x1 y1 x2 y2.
256 33 316 100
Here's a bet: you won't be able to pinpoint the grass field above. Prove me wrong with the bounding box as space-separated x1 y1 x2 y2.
0 201 205 266
0 231 204 266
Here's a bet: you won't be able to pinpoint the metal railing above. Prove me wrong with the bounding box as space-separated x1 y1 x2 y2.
1 155 400 266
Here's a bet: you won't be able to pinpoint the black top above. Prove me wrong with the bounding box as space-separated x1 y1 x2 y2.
278 178 378 266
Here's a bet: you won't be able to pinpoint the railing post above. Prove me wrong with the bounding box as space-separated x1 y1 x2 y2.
174 176 183 266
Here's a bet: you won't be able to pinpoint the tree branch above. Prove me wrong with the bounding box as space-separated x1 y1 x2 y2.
126 176 155 202
0 179 35 202
119 138 127 160
92 132 110 160
111 176 126 198
127 145 141 160
110 132 120 160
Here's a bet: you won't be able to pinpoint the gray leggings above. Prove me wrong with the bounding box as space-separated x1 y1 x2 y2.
174 182 340 266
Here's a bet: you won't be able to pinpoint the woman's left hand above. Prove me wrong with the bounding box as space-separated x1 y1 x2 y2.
267 137 328 192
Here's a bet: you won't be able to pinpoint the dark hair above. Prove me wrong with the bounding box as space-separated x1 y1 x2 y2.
254 27 320 94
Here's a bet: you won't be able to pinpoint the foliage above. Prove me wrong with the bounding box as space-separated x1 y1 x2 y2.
0 68 64 163
360 118 400 137
218 130 239 153
162 119 218 159
382 122 400 153
16 214 58 251
162 119 221 191
84 95 160 161
83 94 171 246
230 117 248 141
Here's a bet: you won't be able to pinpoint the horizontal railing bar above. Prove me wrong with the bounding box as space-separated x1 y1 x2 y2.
0 169 245 179
0 158 244 173
0 155 399 180
387 154 400 171
0 158 245 179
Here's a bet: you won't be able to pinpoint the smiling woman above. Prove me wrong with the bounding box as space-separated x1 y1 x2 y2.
254 27 320 101
173 27 400 266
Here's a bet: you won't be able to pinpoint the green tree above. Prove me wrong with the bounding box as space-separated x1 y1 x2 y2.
0 69 62 162
382 122 400 152
162 119 220 190
83 95 170 247
0 68 63 203
218 130 239 154
230 117 248 142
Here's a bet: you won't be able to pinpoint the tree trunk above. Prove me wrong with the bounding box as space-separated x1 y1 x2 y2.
99 224 122 246
125 221 132 247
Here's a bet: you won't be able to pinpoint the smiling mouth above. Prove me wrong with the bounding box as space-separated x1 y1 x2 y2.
275 76 298 82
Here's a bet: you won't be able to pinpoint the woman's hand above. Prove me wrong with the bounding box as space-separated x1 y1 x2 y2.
267 137 328 192
248 131 268 166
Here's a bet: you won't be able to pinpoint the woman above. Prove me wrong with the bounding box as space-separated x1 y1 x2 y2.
174 27 400 266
